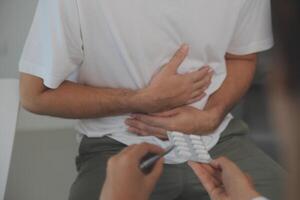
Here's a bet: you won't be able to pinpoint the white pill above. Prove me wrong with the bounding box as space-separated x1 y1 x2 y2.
197 159 211 164
190 135 201 140
193 144 206 149
175 141 188 146
195 149 207 154
172 132 184 137
177 146 190 151
174 137 186 142
198 154 211 160
179 150 192 157
191 140 203 145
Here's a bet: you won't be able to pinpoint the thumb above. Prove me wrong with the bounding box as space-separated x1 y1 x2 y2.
165 44 189 74
210 156 231 170
152 108 180 117
146 158 164 186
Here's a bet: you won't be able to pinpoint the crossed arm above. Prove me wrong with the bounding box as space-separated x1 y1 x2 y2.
125 53 257 136
20 44 211 118
20 44 256 135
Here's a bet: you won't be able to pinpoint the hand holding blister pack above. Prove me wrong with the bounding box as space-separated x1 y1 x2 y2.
167 131 212 163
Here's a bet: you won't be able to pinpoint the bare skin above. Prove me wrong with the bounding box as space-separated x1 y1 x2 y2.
100 143 164 200
188 157 261 200
125 53 257 138
20 44 212 118
100 148 261 200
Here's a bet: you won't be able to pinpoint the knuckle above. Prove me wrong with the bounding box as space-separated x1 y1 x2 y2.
218 156 227 162
197 70 205 77
140 123 148 130
137 142 149 150
144 125 152 132
128 119 136 125
176 49 185 57
134 122 143 129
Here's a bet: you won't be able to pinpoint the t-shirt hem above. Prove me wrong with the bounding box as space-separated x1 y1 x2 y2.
19 59 64 89
227 38 274 55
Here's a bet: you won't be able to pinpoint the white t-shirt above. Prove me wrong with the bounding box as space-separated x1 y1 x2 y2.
19 0 273 163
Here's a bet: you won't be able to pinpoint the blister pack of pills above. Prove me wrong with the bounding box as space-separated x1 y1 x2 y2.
167 131 212 163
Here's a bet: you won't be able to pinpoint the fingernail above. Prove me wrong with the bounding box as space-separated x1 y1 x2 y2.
200 66 210 72
208 68 214 73
181 43 189 51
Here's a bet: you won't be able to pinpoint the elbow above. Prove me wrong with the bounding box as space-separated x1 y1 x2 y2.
20 94 44 115
19 73 48 115
19 84 48 115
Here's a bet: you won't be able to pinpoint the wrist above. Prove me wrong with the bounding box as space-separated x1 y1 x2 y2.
200 105 226 132
129 88 153 113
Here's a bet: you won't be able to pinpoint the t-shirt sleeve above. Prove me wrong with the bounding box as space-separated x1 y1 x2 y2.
227 0 273 55
19 0 83 89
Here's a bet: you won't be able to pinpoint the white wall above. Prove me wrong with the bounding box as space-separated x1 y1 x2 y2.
0 0 78 199
0 0 75 131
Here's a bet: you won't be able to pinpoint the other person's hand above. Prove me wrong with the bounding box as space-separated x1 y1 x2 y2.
188 157 261 200
99 143 164 200
138 44 213 113
125 106 221 139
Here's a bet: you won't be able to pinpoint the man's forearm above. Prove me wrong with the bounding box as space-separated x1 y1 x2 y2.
203 53 257 126
40 82 146 118
20 75 147 119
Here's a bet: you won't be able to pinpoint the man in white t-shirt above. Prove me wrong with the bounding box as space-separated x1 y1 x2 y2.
19 0 283 199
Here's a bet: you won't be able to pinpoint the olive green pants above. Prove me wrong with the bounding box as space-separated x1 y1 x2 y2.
68 119 284 200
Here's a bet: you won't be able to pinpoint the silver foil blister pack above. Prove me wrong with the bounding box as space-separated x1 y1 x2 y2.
167 132 212 163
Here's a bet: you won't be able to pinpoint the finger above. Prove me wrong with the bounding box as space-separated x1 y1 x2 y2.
131 143 165 160
190 90 204 99
151 109 180 117
191 163 222 186
126 119 167 135
201 164 222 184
193 75 212 91
211 156 247 180
211 156 236 171
166 44 189 73
127 121 168 139
210 187 227 200
245 173 253 182
188 66 210 82
146 157 164 184
186 93 206 104
245 173 255 186
128 126 149 136
125 118 151 132
188 161 219 193
129 114 172 130
143 126 168 139
193 81 209 92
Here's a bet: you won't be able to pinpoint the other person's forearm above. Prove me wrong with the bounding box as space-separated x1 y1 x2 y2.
202 53 257 128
